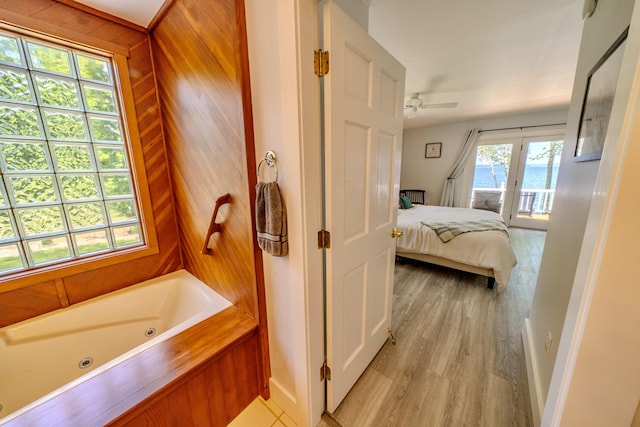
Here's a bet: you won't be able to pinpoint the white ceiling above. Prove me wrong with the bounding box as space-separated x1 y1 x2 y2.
369 0 584 128
74 0 585 129
73 0 164 27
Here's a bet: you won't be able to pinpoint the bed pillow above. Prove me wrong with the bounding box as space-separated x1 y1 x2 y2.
400 196 413 209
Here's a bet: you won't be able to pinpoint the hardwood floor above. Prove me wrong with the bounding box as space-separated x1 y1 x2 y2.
324 228 545 427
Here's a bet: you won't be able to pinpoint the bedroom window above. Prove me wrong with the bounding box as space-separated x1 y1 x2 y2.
470 133 563 230
0 30 145 276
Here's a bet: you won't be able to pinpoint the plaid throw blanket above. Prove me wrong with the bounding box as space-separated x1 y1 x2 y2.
421 218 508 243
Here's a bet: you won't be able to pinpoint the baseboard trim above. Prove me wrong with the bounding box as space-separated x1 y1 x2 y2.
523 318 544 426
269 377 299 423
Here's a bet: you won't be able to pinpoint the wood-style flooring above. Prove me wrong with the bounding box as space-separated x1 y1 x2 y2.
322 228 545 427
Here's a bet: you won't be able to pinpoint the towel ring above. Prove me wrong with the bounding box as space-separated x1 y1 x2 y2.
257 150 278 182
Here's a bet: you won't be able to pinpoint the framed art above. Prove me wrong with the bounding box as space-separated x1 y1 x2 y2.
574 27 628 162
425 142 442 158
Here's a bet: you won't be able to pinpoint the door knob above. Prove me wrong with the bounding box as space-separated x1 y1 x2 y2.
391 228 403 238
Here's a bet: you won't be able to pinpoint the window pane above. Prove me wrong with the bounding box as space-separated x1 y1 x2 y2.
52 143 93 170
35 75 81 109
27 42 72 76
107 200 137 223
89 116 122 142
0 105 42 137
103 174 132 197
10 175 57 204
74 229 110 255
67 202 105 229
0 211 16 240
113 224 141 248
76 54 111 83
96 146 126 170
0 32 144 274
28 236 71 265
0 35 22 66
0 243 24 272
43 110 88 140
0 68 32 102
83 85 116 113
60 174 99 201
18 206 65 236
1 142 49 171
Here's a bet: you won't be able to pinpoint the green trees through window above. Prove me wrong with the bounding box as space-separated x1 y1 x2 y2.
0 30 142 274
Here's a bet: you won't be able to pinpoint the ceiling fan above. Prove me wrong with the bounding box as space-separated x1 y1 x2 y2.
404 93 458 113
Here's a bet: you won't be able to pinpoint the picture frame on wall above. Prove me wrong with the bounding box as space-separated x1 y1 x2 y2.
425 142 442 158
574 27 628 162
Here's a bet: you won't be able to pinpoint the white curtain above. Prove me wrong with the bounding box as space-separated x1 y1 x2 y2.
440 129 480 207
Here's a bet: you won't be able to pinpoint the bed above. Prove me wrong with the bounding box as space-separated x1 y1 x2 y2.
395 201 517 292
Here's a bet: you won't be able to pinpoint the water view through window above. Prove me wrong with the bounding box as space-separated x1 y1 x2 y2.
471 139 563 225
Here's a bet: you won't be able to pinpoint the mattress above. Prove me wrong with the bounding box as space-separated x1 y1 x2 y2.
396 205 517 291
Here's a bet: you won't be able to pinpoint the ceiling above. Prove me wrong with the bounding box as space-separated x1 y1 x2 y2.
74 0 585 129
368 0 585 128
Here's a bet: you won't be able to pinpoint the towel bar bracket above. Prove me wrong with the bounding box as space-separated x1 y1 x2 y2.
201 193 231 255
257 150 278 182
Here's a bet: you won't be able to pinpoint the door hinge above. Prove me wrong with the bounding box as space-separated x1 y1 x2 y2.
320 362 332 381
318 229 331 249
314 49 329 77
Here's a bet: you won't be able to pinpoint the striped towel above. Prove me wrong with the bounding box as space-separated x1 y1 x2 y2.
255 182 288 256
421 218 508 243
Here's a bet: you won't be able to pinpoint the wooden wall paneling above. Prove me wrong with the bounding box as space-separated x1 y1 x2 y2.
150 0 258 318
109 330 261 427
0 282 62 327
0 0 181 319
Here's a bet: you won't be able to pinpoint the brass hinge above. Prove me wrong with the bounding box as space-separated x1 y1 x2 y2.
320 362 332 381
318 229 331 249
314 49 329 77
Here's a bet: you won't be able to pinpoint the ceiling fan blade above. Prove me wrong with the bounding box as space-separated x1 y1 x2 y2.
420 102 458 109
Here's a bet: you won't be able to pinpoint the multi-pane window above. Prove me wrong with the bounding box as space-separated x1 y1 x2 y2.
0 31 142 275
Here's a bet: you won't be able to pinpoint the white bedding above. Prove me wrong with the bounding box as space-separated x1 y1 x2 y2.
396 205 517 292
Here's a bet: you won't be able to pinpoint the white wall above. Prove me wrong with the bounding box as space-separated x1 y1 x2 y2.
333 0 369 30
400 108 569 206
245 1 324 425
522 0 638 424
540 0 640 424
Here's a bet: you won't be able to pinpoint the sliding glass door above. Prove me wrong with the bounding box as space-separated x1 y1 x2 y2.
469 132 563 230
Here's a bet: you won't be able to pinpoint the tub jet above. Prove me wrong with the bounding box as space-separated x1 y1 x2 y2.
145 328 156 337
78 357 93 369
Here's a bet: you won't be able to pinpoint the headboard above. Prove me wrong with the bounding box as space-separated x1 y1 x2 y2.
399 189 425 205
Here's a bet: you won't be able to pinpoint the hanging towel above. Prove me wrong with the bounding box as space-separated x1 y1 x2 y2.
255 181 288 256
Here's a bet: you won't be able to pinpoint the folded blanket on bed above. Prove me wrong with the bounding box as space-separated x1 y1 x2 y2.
421 218 508 243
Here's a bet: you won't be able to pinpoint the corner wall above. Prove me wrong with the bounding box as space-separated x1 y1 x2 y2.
524 0 637 422
245 0 325 425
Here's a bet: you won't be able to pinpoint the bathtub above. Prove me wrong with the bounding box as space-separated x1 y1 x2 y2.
0 269 232 424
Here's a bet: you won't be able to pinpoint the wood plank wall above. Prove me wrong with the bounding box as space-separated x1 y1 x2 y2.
0 0 181 323
150 0 270 396
150 0 263 322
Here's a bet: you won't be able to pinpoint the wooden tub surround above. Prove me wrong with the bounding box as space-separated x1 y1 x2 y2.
1 306 259 427
0 0 270 425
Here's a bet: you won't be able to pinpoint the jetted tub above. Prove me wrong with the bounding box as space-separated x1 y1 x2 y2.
0 269 232 424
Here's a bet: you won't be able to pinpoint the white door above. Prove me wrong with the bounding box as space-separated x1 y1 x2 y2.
507 136 563 229
322 0 405 413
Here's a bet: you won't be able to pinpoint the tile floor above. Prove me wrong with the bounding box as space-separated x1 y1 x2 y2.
228 397 297 427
